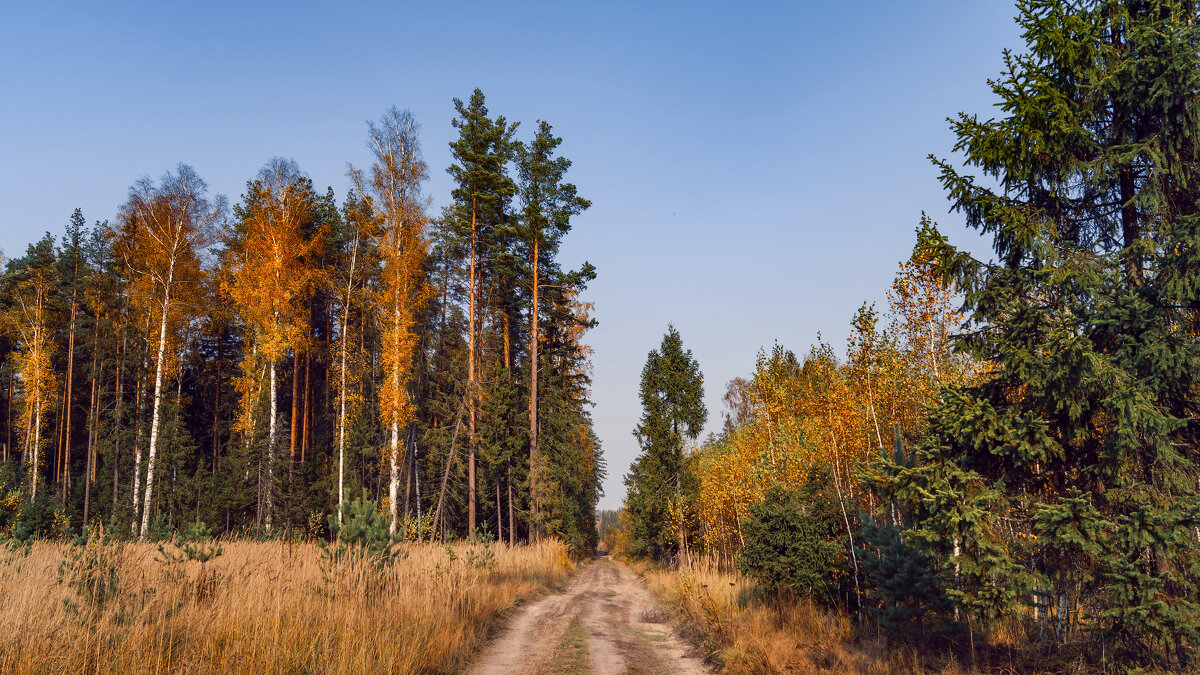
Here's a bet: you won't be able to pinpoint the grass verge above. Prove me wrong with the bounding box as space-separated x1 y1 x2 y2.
0 537 572 674
640 560 973 674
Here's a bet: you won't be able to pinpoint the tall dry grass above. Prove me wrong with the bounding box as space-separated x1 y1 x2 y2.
642 561 973 674
0 536 571 674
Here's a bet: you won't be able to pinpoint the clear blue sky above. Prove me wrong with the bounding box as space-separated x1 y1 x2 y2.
1 1 1021 510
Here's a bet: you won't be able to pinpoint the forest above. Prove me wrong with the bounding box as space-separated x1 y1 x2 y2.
5 0 1200 672
0 89 604 555
615 0 1200 671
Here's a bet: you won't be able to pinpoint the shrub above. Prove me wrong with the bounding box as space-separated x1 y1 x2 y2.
58 523 126 619
322 490 404 567
13 491 68 542
737 482 842 602
857 515 957 640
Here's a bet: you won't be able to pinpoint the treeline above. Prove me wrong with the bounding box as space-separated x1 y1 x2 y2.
619 0 1200 669
0 89 604 555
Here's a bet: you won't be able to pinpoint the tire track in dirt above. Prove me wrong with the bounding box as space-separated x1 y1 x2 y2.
470 554 710 675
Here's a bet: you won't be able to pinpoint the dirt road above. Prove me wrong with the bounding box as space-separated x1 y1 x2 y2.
470 554 711 675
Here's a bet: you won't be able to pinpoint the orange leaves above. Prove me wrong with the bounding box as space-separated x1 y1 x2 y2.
112 165 222 380
351 109 429 435
688 254 977 560
224 159 323 367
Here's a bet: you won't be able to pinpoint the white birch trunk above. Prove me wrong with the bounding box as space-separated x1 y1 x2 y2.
31 392 41 500
388 303 401 535
266 359 276 531
337 238 357 527
389 421 399 535
139 286 171 539
131 347 147 535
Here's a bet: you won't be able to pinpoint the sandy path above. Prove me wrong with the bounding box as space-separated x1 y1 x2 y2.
470 554 711 675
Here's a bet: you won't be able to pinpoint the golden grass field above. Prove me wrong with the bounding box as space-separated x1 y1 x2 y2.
0 536 572 674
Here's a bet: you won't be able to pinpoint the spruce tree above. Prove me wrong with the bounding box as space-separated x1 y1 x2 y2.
880 0 1200 665
626 324 706 562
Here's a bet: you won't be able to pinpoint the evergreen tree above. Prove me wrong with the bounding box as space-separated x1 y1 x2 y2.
516 120 593 540
446 89 518 534
880 1 1200 665
625 324 706 562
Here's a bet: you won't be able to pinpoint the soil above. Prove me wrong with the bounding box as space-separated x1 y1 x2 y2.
469 554 711 675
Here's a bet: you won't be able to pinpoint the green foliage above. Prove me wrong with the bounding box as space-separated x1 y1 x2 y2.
157 520 223 565
737 478 843 603
13 490 68 542
625 325 706 562
58 523 125 620
322 490 405 567
870 0 1200 666
858 516 957 640
145 512 175 544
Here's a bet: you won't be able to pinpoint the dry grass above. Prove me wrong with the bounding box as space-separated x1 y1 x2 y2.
0 536 572 674
641 561 974 674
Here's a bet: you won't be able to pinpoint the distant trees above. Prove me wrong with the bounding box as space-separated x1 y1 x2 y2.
0 95 603 556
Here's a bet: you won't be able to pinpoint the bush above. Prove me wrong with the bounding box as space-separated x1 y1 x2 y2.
322 490 404 567
13 491 68 542
857 515 957 640
58 523 126 619
737 482 842 602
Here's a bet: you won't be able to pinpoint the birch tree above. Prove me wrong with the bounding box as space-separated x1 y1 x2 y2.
225 158 320 532
113 164 222 539
332 191 374 525
350 108 429 535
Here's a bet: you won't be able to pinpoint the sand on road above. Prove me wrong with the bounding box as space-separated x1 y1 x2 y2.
470 554 711 675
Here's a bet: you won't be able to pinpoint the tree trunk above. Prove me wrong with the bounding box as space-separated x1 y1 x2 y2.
529 234 539 540
265 359 276 531
468 199 478 534
213 335 222 473
290 348 300 487
301 351 310 463
32 394 41 499
131 342 147 535
61 292 77 503
139 283 172 540
112 336 124 515
337 233 359 526
83 361 99 525
388 419 400 536
5 368 11 463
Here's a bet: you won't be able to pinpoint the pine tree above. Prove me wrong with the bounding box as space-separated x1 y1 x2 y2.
516 120 592 540
446 89 517 534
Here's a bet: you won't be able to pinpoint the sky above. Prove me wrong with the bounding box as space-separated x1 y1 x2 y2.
1 1 1024 511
